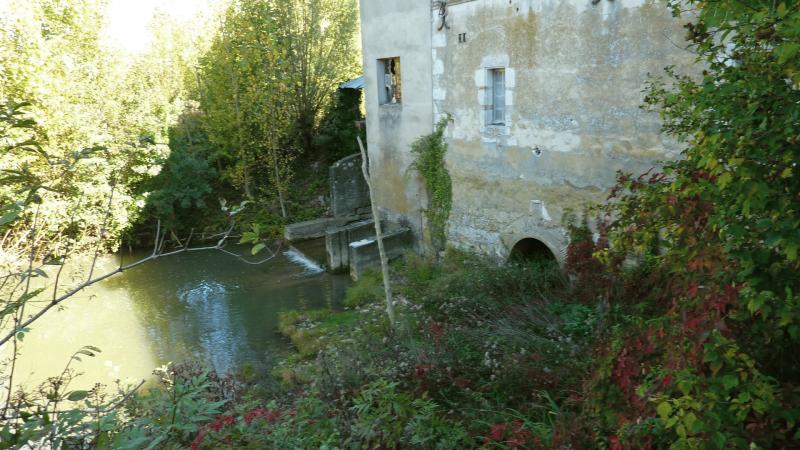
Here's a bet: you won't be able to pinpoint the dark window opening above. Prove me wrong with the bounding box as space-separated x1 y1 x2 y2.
378 57 402 105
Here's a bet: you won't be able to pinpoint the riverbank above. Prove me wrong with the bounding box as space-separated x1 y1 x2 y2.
164 248 606 449
11 229 796 448
267 250 601 448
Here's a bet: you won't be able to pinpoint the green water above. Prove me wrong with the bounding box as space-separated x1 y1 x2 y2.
8 240 349 390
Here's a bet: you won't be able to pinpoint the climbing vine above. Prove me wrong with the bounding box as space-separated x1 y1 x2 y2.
410 116 452 251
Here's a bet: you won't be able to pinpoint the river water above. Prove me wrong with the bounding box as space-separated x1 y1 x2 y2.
6 239 349 391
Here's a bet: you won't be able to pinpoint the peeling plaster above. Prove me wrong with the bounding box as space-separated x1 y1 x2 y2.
359 0 694 262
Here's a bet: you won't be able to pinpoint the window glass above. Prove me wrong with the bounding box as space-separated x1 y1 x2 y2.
491 68 505 125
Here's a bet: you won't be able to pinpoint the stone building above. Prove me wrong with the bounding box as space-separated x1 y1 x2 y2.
358 0 694 263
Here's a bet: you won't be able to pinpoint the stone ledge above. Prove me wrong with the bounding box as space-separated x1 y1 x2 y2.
284 216 361 242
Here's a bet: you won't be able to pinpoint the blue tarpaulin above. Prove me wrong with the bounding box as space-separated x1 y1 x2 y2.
340 75 364 90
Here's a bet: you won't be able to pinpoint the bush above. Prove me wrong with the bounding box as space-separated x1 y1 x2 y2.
349 379 473 449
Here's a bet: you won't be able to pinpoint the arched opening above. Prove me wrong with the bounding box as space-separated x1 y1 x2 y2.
509 238 556 262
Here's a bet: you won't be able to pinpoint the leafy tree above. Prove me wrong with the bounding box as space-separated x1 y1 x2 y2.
314 87 366 163
271 0 362 153
196 0 359 219
0 0 201 254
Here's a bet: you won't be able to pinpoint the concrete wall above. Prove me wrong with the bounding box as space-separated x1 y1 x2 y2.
349 228 414 280
361 0 694 262
330 154 371 218
359 0 434 235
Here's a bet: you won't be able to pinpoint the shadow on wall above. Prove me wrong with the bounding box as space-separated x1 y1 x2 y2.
508 238 556 262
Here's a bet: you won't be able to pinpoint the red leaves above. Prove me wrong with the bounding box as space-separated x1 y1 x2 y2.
612 334 662 405
430 320 444 336
190 429 206 450
452 376 471 388
414 364 433 379
244 407 280 425
609 435 623 450
484 421 532 449
489 423 507 441
209 414 235 432
191 406 282 449
713 283 741 315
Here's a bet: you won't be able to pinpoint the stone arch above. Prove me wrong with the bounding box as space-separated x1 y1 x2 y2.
508 237 557 262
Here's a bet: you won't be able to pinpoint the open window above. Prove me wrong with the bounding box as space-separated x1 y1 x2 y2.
378 57 402 105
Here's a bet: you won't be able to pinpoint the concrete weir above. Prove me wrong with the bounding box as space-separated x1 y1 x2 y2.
347 227 413 280
284 153 413 279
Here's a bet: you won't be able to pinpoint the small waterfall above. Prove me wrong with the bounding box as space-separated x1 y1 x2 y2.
284 246 325 273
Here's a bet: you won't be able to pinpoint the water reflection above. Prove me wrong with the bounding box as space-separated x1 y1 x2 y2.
6 240 350 390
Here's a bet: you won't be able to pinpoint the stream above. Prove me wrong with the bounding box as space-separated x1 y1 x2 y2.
5 239 349 391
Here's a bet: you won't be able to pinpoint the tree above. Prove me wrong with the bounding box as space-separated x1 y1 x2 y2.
273 0 361 154
196 0 359 218
0 0 200 255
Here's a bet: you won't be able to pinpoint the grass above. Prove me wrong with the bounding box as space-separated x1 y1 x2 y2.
277 309 359 357
343 270 384 307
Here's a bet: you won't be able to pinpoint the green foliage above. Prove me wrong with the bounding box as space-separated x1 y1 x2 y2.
273 251 588 448
115 365 228 448
580 1 800 447
143 149 216 232
314 88 366 163
278 309 359 357
410 117 453 251
196 0 361 213
0 0 202 256
350 379 471 449
343 270 384 307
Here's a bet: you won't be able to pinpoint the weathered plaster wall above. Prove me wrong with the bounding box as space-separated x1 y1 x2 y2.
358 0 433 235
432 0 694 261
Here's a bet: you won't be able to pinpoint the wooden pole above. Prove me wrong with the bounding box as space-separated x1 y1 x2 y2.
357 136 396 328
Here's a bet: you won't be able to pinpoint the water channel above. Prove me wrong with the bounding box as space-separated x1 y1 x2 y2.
7 239 350 391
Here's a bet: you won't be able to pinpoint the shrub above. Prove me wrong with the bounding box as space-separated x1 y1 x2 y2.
349 379 472 449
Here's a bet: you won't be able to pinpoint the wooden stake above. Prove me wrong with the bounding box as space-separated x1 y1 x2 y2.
357 136 396 328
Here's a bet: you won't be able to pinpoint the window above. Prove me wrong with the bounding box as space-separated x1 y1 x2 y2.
490 68 505 125
378 57 402 105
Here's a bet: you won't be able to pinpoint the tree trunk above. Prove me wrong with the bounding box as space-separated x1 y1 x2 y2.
243 167 254 200
272 147 288 219
357 136 396 328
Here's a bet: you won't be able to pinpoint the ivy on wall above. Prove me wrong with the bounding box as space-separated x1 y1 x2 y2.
410 116 452 251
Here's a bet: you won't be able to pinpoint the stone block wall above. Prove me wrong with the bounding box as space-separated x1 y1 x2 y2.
330 153 372 218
